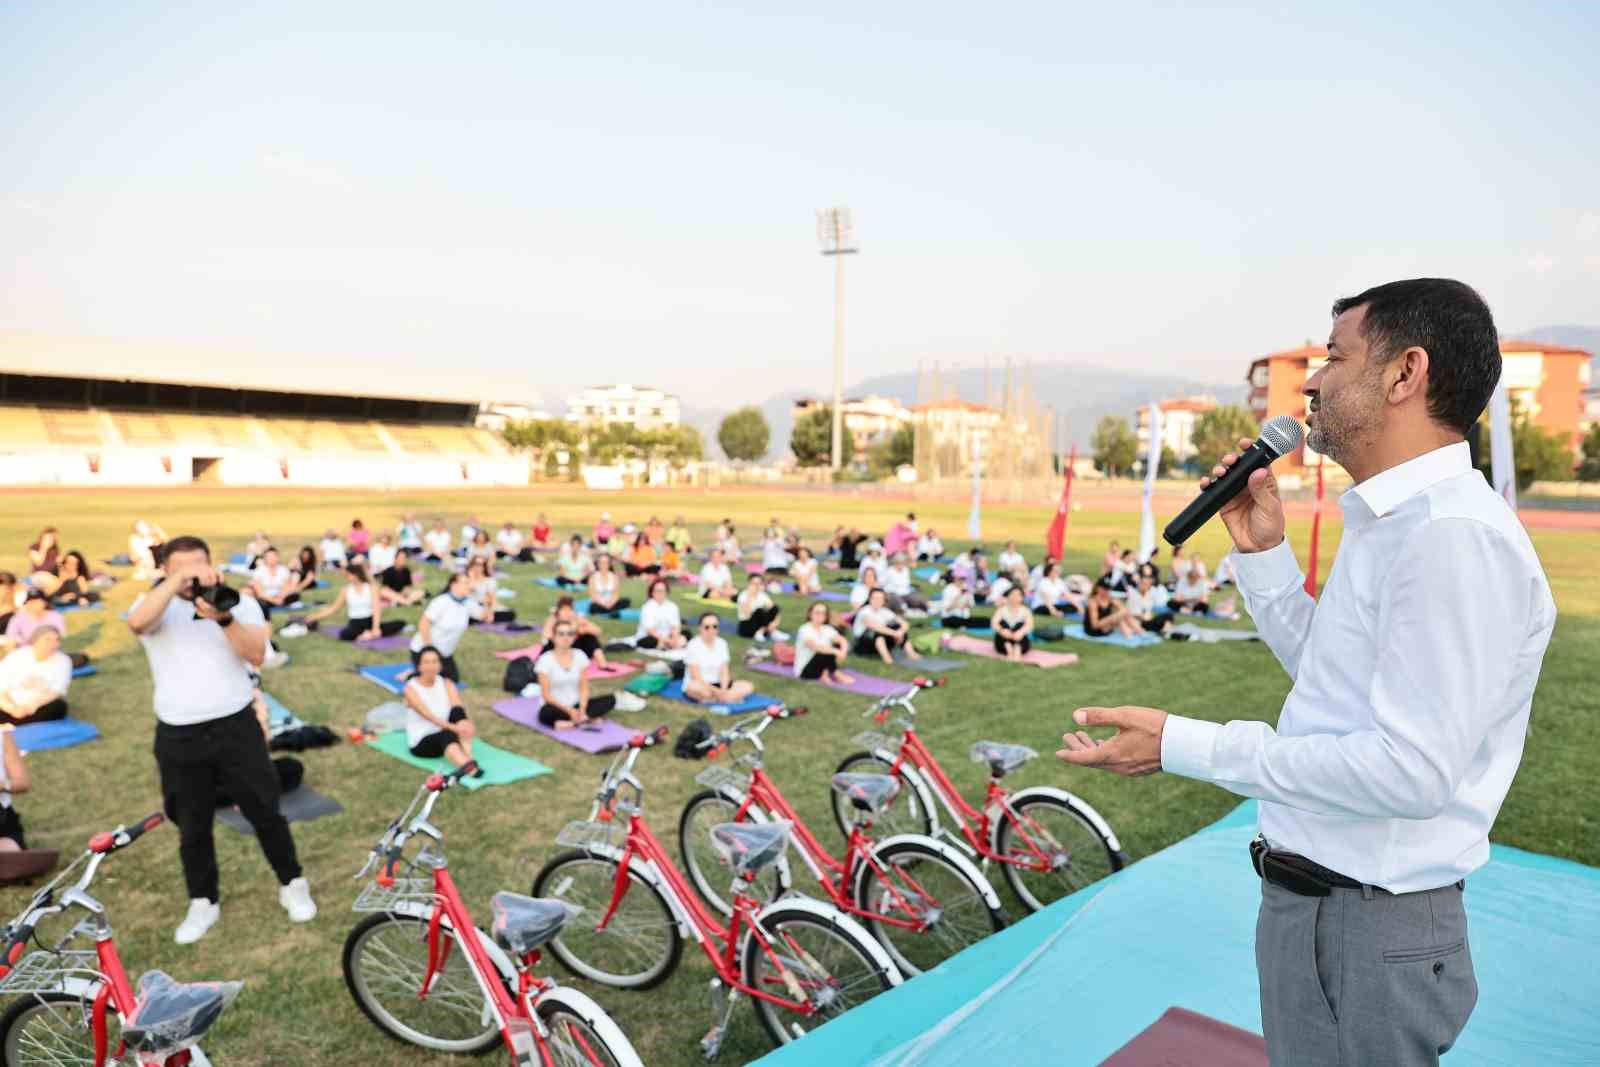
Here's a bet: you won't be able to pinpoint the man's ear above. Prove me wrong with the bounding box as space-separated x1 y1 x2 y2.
1387 346 1430 407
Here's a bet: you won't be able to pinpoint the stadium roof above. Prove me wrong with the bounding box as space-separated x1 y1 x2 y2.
0 331 539 407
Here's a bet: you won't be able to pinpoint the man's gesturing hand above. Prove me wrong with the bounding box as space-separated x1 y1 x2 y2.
1202 435 1285 553
1055 706 1168 777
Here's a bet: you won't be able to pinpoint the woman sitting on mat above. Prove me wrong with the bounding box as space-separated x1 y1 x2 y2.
1083 579 1138 638
996 541 1026 579
463 557 514 623
247 547 300 617
697 548 737 600
410 573 482 682
665 516 692 555
396 514 424 554
1030 560 1082 618
495 521 527 561
539 597 610 668
403 646 481 773
0 626 72 725
593 511 616 548
302 562 404 642
915 527 944 562
881 554 928 613
1171 556 1212 615
794 602 853 684
759 528 792 576
319 529 348 570
658 542 692 583
856 541 887 583
348 519 371 557
25 528 59 586
1125 572 1174 636
937 573 988 629
378 549 426 607
850 566 881 611
852 588 920 665
530 513 554 551
47 551 98 608
367 533 398 575
587 554 630 618
465 530 497 574
683 614 755 705
555 535 592 588
790 546 822 596
736 574 785 642
645 516 665 548
992 585 1035 662
636 579 686 649
535 622 644 729
289 546 320 600
625 532 661 578
423 520 452 564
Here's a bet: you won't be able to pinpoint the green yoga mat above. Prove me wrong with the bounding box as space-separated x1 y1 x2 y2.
365 731 552 790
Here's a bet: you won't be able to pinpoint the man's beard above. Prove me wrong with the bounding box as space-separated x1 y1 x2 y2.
1306 372 1384 465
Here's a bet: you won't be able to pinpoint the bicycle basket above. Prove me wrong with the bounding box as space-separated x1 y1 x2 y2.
694 765 750 792
554 820 625 852
852 730 895 753
0 949 101 995
353 878 438 914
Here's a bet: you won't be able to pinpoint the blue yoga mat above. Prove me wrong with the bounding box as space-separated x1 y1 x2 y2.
654 678 778 716
1058 622 1162 648
57 602 104 613
575 599 642 621
914 566 943 581
261 692 303 730
15 717 100 754
358 662 469 696
71 664 97 678
754 800 1600 1067
534 576 576 590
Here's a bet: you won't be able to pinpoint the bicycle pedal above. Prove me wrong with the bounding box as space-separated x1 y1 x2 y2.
700 1026 725 1060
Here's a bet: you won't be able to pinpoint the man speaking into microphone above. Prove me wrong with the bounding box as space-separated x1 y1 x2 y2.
1058 278 1555 1066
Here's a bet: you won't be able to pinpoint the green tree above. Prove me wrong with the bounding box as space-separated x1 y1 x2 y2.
717 407 770 463
790 407 854 468
1160 445 1179 475
1090 415 1138 477
1578 424 1600 482
886 424 915 469
1190 405 1261 474
1474 404 1577 491
500 418 580 479
664 424 704 469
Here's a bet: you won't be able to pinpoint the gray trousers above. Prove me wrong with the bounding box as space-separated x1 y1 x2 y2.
1257 879 1477 1066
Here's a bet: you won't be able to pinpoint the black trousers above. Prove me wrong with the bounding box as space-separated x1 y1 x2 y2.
338 616 405 641
154 705 301 903
540 634 601 658
800 652 838 679
940 616 990 630
538 694 617 727
737 605 780 638
994 632 1032 655
410 708 469 758
589 597 632 617
0 699 68 727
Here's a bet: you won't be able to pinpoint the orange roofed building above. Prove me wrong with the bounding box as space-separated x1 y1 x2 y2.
1246 339 1592 474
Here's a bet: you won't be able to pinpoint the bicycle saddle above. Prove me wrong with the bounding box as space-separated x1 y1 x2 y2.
710 821 791 877
122 971 241 1056
968 741 1037 778
830 772 901 816
490 892 578 956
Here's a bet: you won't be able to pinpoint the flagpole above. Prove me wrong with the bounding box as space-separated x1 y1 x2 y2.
1304 455 1325 597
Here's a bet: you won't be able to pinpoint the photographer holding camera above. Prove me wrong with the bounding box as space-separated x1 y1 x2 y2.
127 535 316 945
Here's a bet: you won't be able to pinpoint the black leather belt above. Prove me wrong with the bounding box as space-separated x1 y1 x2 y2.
1249 837 1368 897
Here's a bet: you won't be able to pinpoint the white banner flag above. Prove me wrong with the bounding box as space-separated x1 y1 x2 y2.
1488 373 1516 510
967 436 983 540
1138 402 1162 561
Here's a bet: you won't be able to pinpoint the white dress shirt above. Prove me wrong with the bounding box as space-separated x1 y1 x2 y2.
1160 442 1555 893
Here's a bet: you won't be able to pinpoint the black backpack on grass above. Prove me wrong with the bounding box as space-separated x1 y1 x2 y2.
674 719 713 760
502 657 538 694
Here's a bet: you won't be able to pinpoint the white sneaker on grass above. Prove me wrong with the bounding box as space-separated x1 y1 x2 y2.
262 649 290 670
614 691 647 712
175 899 220 945
771 629 792 642
277 623 308 639
280 877 316 923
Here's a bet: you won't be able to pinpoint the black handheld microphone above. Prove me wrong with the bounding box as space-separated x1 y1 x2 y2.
1162 416 1304 546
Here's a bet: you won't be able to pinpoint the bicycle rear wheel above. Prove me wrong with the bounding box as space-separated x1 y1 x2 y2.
342 912 501 1054
533 850 682 990
743 906 896 1047
854 838 1005 976
0 991 120 1067
831 751 934 841
996 793 1120 911
535 988 645 1067
679 790 789 917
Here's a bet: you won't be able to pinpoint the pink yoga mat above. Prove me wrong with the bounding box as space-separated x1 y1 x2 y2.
490 698 641 753
943 633 1079 669
491 646 639 680
747 658 913 697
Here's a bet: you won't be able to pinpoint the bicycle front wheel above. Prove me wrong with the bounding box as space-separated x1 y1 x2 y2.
342 912 501 1054
854 838 1005 976
536 988 646 1067
0 991 120 1067
743 906 896 1047
996 793 1120 911
831 751 933 841
533 850 682 990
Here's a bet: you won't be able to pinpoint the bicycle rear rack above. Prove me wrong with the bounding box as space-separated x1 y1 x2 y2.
353 879 438 914
555 820 626 852
0 949 102 995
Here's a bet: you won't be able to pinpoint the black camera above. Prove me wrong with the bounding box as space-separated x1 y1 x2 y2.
191 579 241 614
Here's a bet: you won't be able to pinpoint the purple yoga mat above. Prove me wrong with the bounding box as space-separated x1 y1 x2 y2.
317 630 411 652
472 621 537 637
490 698 640 753
747 659 912 698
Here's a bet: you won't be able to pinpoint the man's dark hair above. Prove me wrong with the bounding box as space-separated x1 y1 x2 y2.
1330 278 1500 435
158 535 211 562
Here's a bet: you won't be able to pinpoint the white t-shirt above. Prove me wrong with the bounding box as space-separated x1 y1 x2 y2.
849 583 872 609
852 604 897 637
135 593 266 726
424 529 452 557
460 524 480 547
0 647 72 707
997 550 1025 576
1032 576 1070 609
346 581 376 619
535 649 590 709
736 586 773 620
883 566 914 597
319 537 347 565
698 562 732 595
760 538 791 572
558 547 592 581
790 557 818 590
1125 586 1166 619
397 522 424 549
1174 574 1210 602
938 583 973 618
368 543 397 573
794 622 840 677
497 528 524 554
251 564 291 599
404 675 455 748
684 636 730 686
411 594 480 656
986 576 1015 605
917 534 943 558
589 571 620 604
637 598 681 640
858 554 885 580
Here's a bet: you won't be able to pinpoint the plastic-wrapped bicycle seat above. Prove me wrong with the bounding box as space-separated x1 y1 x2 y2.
968 741 1037 777
122 971 242 1056
710 821 791 876
830 772 901 815
491 892 578 956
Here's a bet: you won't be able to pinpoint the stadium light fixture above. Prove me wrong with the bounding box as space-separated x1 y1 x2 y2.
816 206 858 471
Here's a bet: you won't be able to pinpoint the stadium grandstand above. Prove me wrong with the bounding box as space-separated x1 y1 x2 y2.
0 333 526 486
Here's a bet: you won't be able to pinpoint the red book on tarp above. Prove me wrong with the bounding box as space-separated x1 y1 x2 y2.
1098 1007 1267 1067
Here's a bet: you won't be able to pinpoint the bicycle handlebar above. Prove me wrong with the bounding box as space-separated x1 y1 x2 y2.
862 676 945 719
88 812 165 856
700 704 806 752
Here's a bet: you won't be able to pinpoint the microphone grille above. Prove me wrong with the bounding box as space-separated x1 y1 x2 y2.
1260 415 1304 455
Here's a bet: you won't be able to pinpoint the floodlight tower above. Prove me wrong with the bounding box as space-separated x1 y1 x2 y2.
816 206 858 471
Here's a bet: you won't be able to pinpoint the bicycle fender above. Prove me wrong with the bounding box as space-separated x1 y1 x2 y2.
751 897 905 987
866 833 1004 912
534 987 646 1067
1000 786 1124 854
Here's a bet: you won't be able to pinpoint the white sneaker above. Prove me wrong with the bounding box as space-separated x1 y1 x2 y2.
277 623 308 639
280 877 317 923
262 650 290 670
771 629 792 642
753 632 769 643
614 691 647 712
175 899 220 945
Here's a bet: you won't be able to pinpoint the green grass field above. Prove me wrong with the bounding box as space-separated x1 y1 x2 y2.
2 487 1594 1066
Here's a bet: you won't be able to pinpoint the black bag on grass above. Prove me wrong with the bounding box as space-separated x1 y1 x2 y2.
674 719 713 760
503 657 538 694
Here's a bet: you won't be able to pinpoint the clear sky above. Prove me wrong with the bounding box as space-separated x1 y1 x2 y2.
3 2 1596 409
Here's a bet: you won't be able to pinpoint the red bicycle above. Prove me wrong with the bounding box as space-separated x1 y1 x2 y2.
832 678 1129 911
677 706 1005 978
531 728 900 1059
0 813 240 1067
343 761 644 1067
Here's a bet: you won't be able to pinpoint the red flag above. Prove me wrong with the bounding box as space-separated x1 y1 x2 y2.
1303 457 1325 597
1046 445 1076 560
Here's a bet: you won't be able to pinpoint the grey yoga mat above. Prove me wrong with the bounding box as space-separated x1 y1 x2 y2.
216 786 344 835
